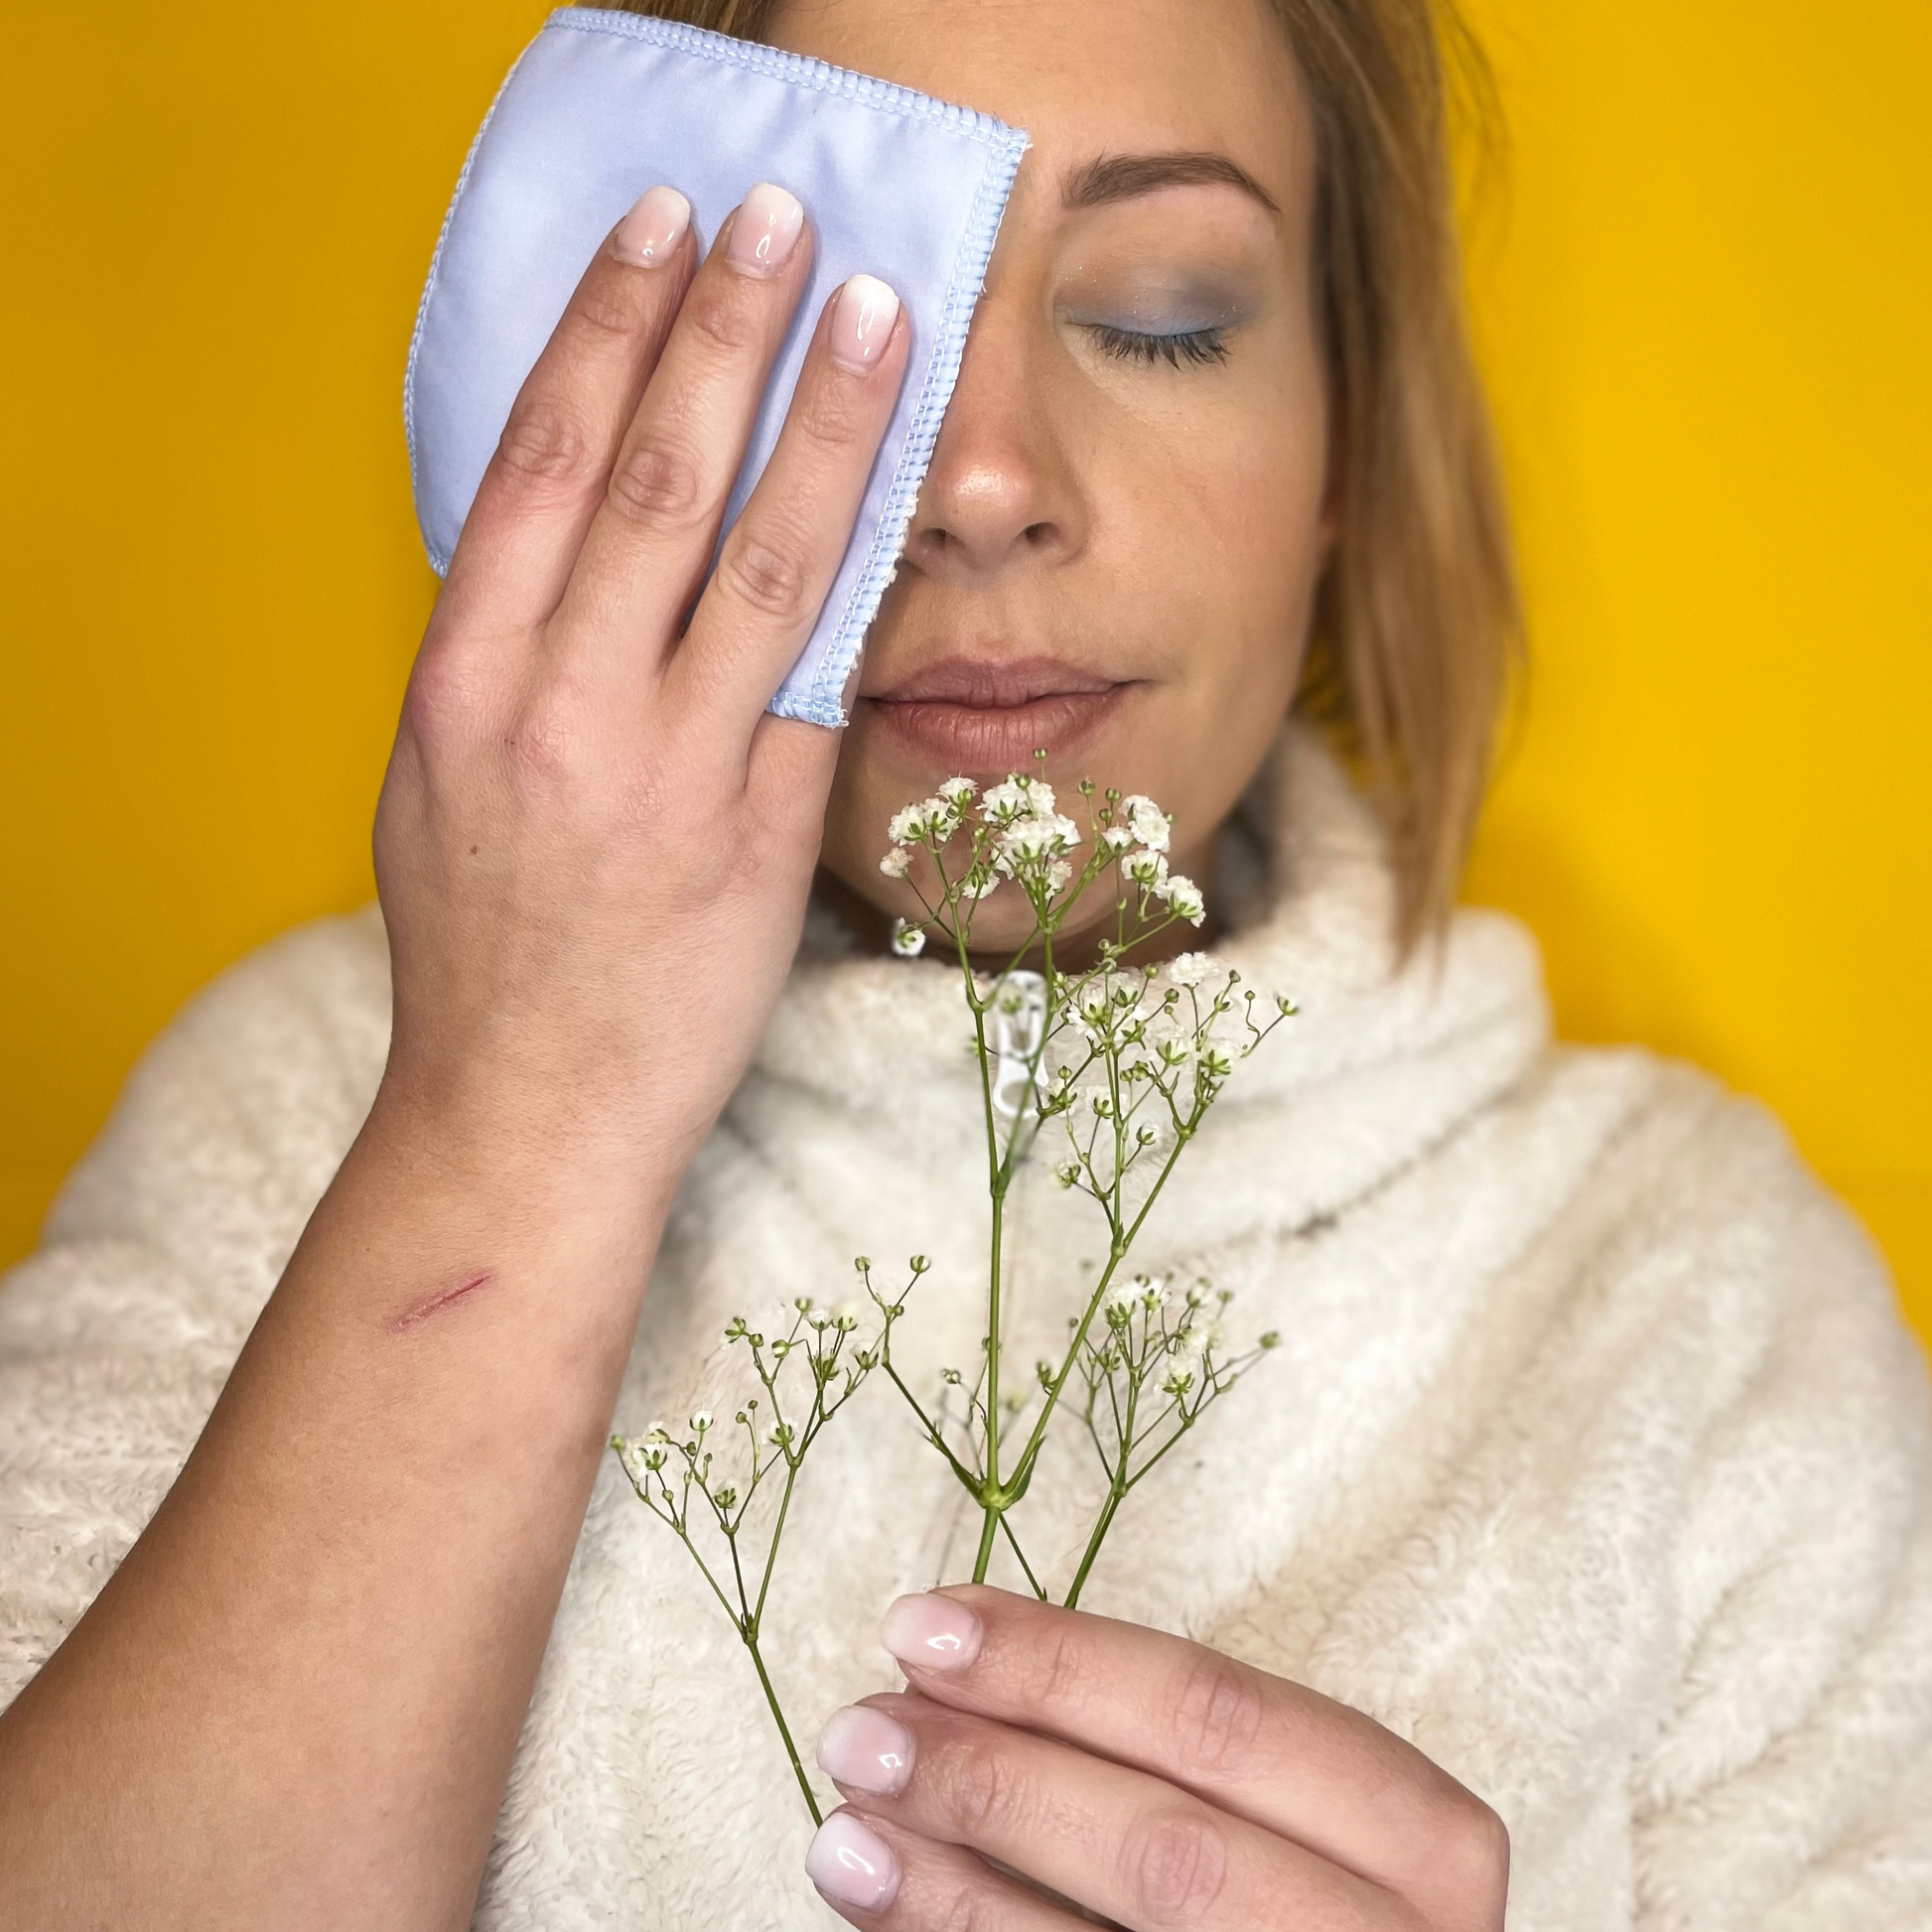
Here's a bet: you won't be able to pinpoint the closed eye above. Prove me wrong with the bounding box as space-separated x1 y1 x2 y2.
1086 323 1231 369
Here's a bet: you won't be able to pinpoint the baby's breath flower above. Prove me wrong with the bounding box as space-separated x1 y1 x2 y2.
1100 824 1136 853
1165 875 1207 925
1124 849 1169 892
890 919 928 959
1121 794 1172 853
937 775 978 805
999 811 1081 866
878 846 912 880
888 800 938 845
980 777 1040 824
690 1411 713 1433
1170 952 1212 989
1045 859 1074 895
1054 1160 1084 1188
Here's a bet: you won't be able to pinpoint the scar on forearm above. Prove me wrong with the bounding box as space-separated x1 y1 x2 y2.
389 1271 495 1334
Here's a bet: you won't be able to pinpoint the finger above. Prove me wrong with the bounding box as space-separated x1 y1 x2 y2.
668 271 907 731
815 1693 1403 1931
744 713 843 857
436 186 698 638
805 1809 1084 1928
549 182 817 684
879 1587 1508 1923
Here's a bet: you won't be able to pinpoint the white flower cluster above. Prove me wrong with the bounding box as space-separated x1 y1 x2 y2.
1077 1270 1280 1462
876 771 1206 936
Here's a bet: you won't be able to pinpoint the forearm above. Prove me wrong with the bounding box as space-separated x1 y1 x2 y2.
0 1083 670 1930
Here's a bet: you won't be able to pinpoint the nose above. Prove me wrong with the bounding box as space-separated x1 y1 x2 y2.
901 300 1087 583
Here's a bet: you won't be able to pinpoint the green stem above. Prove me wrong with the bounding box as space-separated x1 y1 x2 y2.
1007 1121 1197 1499
1063 1487 1124 1610
999 1514 1048 1600
1064 1359 1145 1609
744 1626 822 1827
981 1174 1012 1538
972 1503 1002 1587
753 1457 801 1627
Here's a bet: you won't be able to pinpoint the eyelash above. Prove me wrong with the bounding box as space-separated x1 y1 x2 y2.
1086 323 1231 370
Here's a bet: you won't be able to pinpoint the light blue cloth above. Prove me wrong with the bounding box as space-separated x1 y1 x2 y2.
405 7 1029 726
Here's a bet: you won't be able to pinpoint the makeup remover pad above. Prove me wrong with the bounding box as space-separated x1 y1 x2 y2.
405 7 1030 726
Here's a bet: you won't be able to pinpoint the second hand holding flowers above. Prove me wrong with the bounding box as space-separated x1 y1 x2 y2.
616 758 1296 1827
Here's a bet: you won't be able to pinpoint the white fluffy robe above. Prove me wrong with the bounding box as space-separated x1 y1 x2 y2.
4 737 1930 1930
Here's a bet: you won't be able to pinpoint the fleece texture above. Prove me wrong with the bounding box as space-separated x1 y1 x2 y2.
3 733 1930 1928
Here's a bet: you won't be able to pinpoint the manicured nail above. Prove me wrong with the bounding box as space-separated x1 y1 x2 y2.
728 183 805 274
882 1591 982 1672
806 1812 900 1910
830 274 900 372
817 1705 915 1796
612 186 691 267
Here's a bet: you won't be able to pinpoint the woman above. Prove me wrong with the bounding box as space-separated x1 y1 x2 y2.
1 0 1927 1924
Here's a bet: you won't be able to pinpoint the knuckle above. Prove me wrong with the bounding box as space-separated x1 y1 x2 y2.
493 405 596 496
717 526 813 622
940 1732 1031 1841
790 374 869 454
683 280 760 358
1427 1786 1511 1906
501 683 590 791
1120 1808 1230 1925
1168 1653 1268 1782
1029 1616 1094 1717
400 643 485 749
566 277 640 345
935 1884 1009 1932
606 437 706 529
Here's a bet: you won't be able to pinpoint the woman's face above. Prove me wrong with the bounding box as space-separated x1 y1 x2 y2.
770 0 1333 950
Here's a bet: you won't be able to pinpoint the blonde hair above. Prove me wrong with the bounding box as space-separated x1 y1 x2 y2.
612 0 1520 949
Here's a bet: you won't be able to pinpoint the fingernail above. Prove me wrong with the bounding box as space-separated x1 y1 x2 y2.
613 186 691 267
817 1705 916 1796
805 1812 900 1910
882 1591 982 1672
728 183 805 274
830 274 901 373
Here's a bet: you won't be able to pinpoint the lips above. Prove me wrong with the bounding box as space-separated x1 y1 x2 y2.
862 654 1131 771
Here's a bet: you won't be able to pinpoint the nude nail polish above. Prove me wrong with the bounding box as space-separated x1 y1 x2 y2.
881 1591 982 1672
612 186 691 267
728 183 805 274
817 1705 916 1795
829 274 900 372
805 1813 900 1910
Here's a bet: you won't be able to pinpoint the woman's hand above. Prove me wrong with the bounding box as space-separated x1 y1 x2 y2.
806 1587 1509 1930
0 187 909 1932
374 181 906 1182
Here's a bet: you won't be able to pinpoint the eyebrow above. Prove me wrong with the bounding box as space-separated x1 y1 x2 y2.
1060 150 1282 217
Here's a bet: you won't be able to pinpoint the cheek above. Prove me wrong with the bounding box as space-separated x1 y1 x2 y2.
1101 358 1330 681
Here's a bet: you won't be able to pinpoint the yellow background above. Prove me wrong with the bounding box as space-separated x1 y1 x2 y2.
3 3 1927 1339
